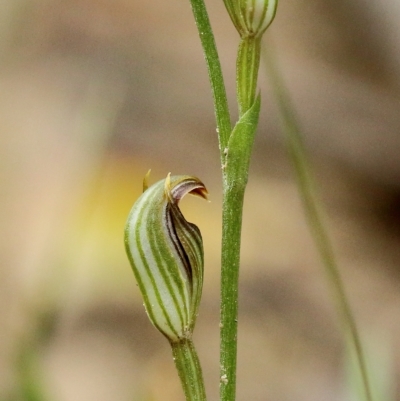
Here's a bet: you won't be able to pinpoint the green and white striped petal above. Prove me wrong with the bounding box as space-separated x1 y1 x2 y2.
240 0 278 37
124 174 207 343
223 0 278 38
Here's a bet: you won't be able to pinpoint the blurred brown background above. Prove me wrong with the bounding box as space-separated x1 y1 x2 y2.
1 0 400 400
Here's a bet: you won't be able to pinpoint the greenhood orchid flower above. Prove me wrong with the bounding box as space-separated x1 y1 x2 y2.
124 173 208 343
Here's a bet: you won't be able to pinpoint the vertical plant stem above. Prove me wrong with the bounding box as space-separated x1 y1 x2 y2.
187 3 262 401
263 44 374 401
171 339 208 401
219 35 262 401
219 185 245 401
219 94 261 401
188 0 232 154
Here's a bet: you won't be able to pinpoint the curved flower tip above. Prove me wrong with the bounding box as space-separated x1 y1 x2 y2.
125 173 207 343
164 172 208 203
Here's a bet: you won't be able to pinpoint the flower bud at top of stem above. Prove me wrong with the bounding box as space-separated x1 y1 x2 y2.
223 0 278 38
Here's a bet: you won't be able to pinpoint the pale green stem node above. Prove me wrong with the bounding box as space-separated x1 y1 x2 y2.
237 36 261 115
124 173 208 343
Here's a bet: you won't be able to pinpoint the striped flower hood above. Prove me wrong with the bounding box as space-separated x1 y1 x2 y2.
124 174 207 343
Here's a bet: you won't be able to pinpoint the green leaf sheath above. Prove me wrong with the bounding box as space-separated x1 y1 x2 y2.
124 175 208 342
172 339 208 401
220 95 261 401
225 95 261 186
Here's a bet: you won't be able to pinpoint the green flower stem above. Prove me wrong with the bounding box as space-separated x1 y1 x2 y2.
188 3 263 401
188 0 232 154
171 339 207 401
219 185 245 401
188 2 264 401
219 95 261 401
263 44 373 401
237 36 261 116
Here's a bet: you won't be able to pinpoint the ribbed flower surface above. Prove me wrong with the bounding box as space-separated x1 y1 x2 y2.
240 0 277 36
223 0 278 37
124 174 207 343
